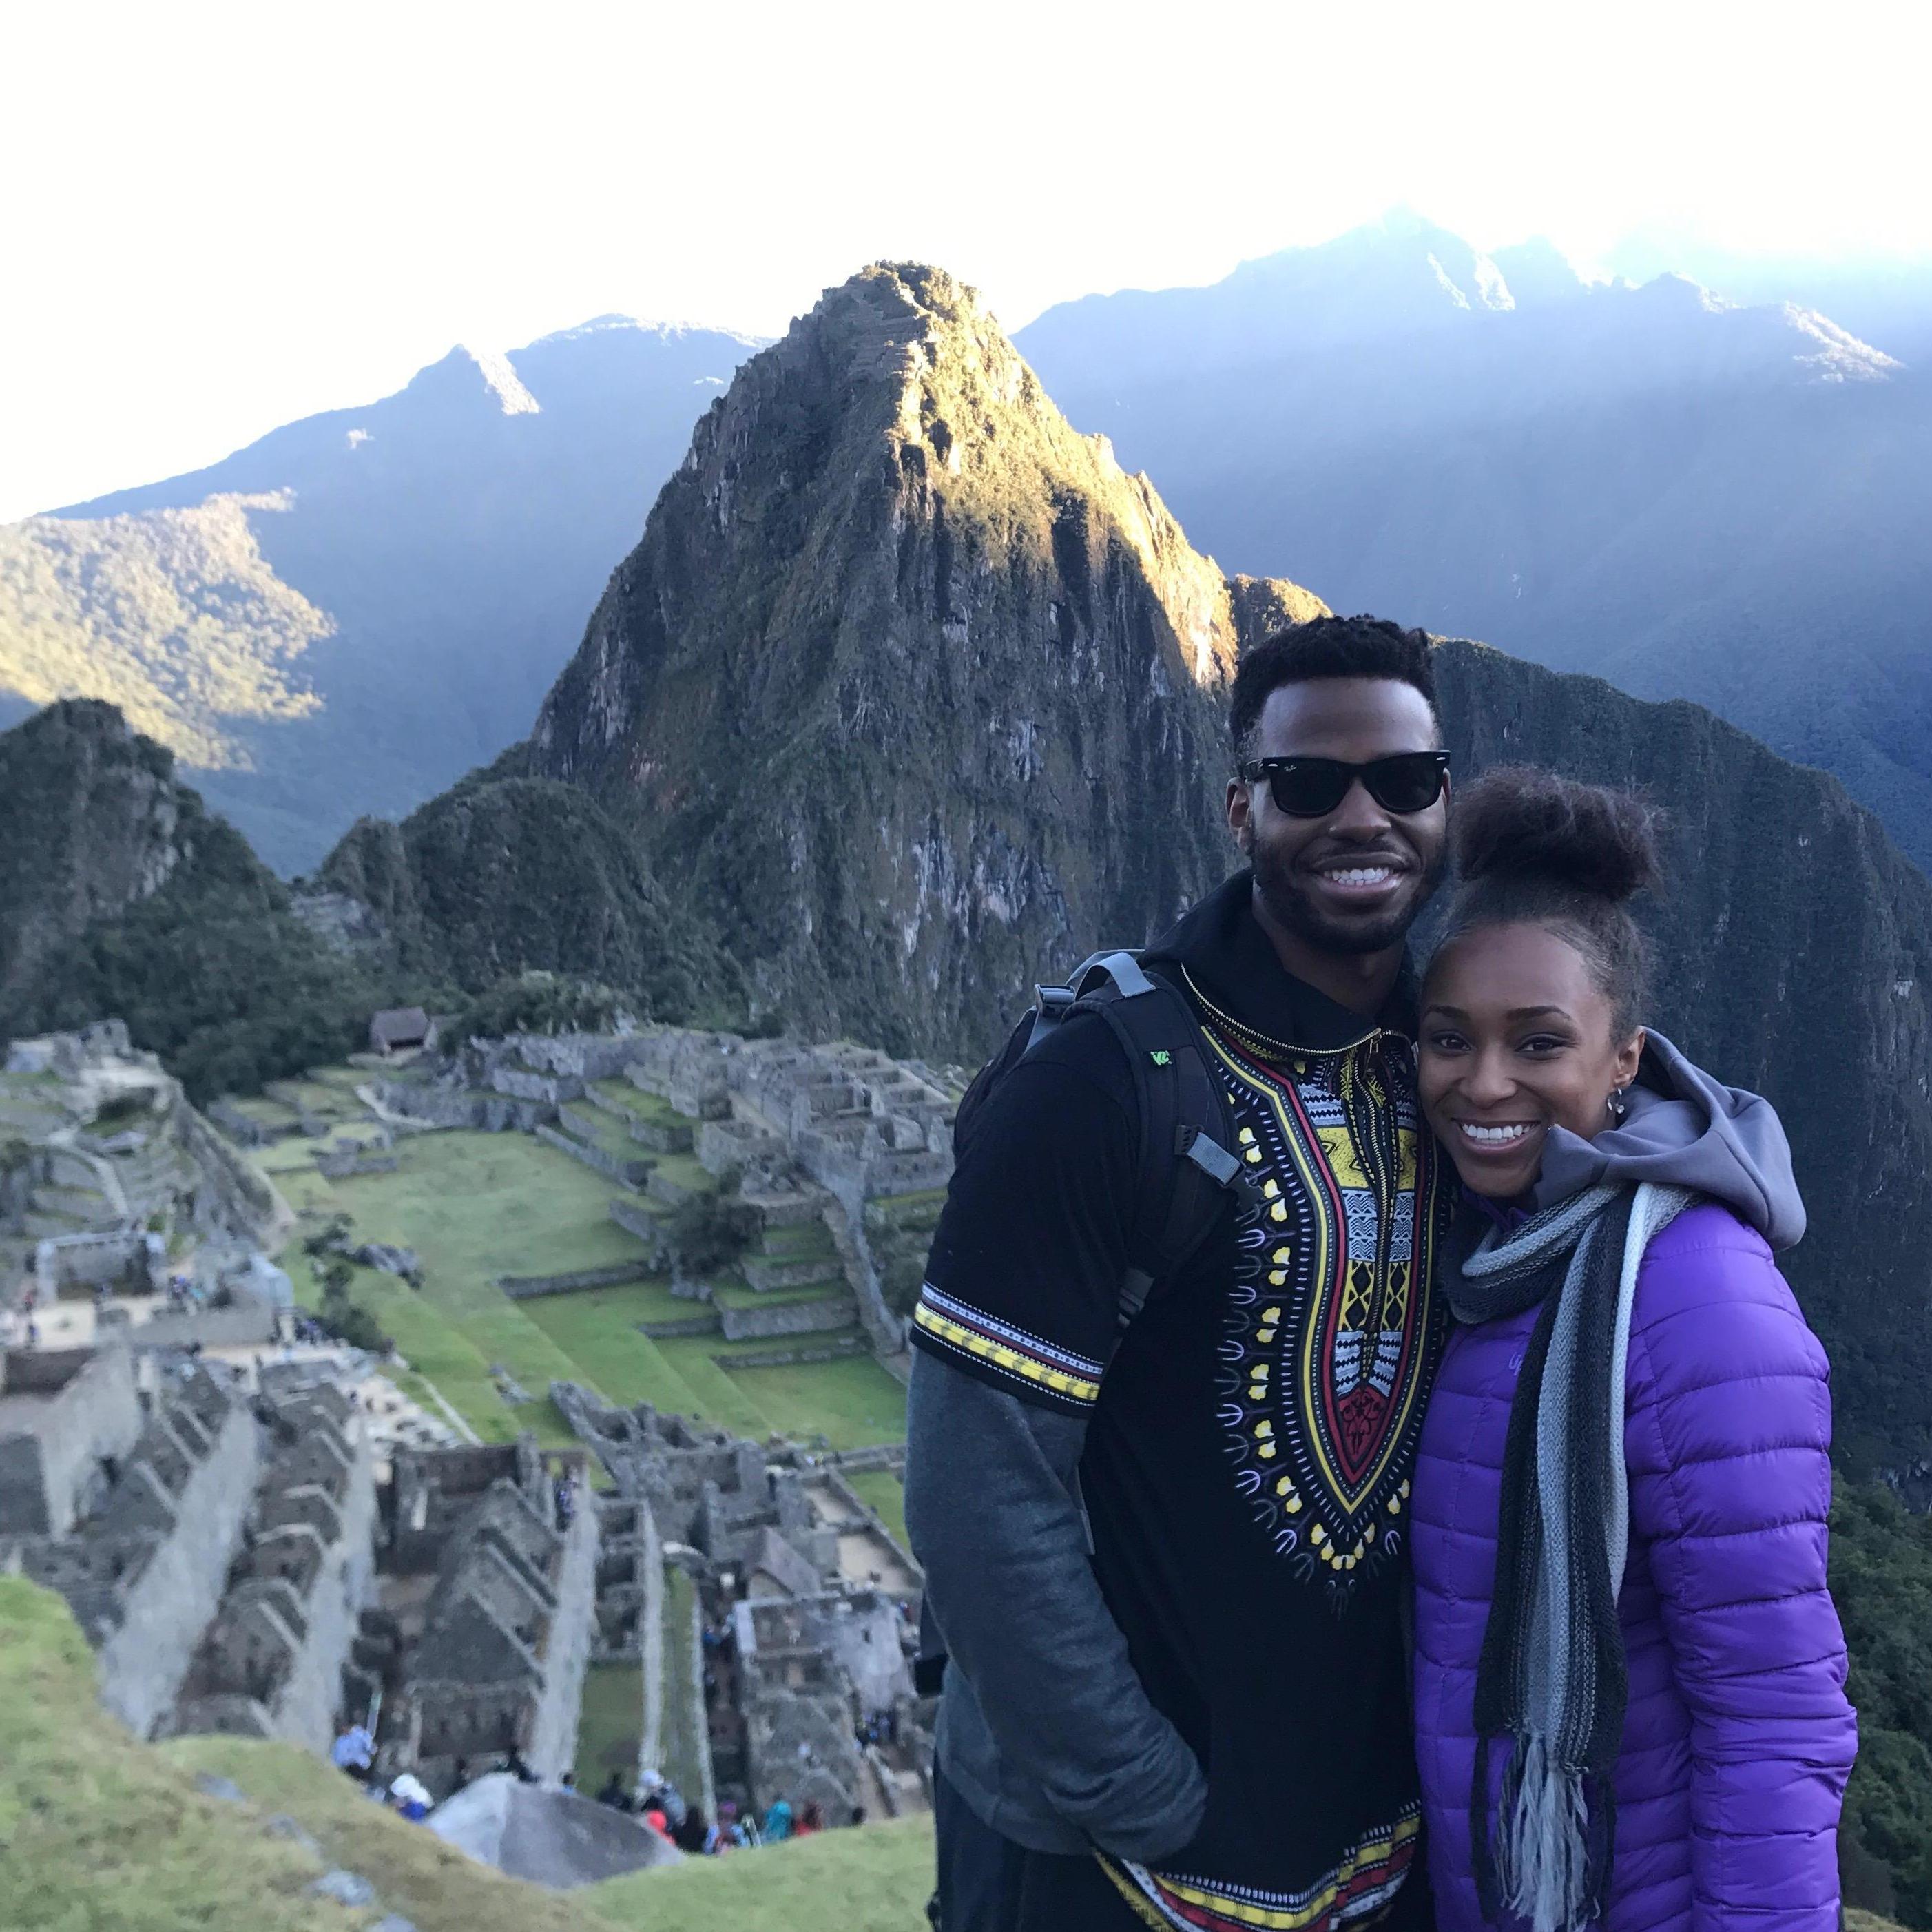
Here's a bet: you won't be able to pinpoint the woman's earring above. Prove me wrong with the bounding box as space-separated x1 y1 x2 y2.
1607 1088 1628 1121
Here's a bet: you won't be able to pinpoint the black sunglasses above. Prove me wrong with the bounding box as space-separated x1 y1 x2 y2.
1238 751 1451 818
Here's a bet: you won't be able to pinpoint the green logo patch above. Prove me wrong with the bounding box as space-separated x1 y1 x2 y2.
1149 1050 1172 1066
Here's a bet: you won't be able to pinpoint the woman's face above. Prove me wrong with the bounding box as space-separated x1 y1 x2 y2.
1418 920 1644 1199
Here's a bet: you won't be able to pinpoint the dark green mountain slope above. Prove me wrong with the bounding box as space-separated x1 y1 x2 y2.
320 775 743 1027
0 701 378 1096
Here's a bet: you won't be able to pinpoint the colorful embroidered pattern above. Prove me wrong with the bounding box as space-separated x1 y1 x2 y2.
1100 1805 1421 1931
1205 1017 1446 1597
912 1282 1105 1406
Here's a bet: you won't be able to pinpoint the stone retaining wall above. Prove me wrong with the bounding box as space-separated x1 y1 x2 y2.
536 1124 650 1190
0 1344 141 1537
742 1253 844 1292
638 1313 722 1339
374 1080 551 1133
708 1335 869 1369
500 1260 656 1300
717 1294 856 1342
95 1387 262 1738
526 1493 600 1781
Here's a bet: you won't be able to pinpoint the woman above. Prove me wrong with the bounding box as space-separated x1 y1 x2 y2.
1410 767 1856 1932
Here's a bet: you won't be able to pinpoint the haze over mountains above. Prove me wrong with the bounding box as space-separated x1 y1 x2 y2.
1 319 760 871
1017 211 1932 866
4 212 1928 873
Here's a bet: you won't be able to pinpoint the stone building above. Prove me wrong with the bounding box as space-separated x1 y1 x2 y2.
0 1341 142 1536
552 1382 927 1823
368 1440 599 1786
1 1358 260 1736
170 1378 379 1752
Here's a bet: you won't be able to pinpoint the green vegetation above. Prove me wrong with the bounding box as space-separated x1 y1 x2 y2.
664 1187 760 1274
593 1816 935 1932
844 1468 910 1550
574 1662 644 1783
1 1574 937 1931
267 1101 900 1454
318 777 750 1028
864 1189 946 1318
0 497 330 772
448 971 635 1045
721 1356 906 1448
0 701 413 1101
1832 1479 1932 1924
658 1566 708 1805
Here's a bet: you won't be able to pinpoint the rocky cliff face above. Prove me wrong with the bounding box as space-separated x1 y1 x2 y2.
524 262 1326 1052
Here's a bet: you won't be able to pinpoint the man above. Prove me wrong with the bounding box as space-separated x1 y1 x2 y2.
906 617 1455 1931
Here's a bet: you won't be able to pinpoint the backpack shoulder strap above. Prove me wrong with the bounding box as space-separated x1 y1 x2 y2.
1066 957 1258 1325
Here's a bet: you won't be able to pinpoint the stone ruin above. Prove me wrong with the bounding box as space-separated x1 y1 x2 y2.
357 1437 598 1789
3 1024 293 1351
552 1380 932 1825
171 1378 380 1752
0 1343 261 1736
1 1330 596 1794
372 1021 961 1356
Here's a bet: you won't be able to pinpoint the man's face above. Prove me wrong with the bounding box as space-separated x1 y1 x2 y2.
1226 677 1450 957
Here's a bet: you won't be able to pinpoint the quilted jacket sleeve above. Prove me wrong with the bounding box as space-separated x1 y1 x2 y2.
1623 1205 1858 1932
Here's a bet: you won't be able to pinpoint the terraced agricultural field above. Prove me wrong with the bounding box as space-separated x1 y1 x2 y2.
254 1079 909 1455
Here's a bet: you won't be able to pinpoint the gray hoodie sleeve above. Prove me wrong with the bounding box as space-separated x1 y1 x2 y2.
904 1347 1208 1864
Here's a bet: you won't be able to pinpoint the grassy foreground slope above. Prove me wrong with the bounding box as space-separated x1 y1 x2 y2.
592 1818 934 1931
0 1576 934 1932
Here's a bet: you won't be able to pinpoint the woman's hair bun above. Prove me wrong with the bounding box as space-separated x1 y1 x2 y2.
1453 766 1661 903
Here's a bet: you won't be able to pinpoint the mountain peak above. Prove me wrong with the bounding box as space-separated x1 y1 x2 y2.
459 345 541 415
402 344 541 417
523 258 1322 1047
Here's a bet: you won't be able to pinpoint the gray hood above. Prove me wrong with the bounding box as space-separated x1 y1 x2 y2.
1530 1030 1807 1250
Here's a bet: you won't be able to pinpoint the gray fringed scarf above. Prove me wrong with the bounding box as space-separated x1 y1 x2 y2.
1451 1180 1691 1932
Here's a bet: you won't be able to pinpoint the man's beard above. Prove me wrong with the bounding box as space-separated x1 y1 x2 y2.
1251 838 1448 957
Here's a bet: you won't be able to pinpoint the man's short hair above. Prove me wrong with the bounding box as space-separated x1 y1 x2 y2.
1229 615 1440 762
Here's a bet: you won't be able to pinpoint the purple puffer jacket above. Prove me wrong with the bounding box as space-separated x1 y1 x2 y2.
1413 1201 1858 1931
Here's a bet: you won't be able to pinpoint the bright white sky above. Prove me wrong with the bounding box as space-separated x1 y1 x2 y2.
3 0 1929 521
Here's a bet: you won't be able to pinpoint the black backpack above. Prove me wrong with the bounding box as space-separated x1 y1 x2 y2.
951 948 1260 1331
914 951 1259 1699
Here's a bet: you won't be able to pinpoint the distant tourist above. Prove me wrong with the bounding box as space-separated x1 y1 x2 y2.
761 1798 793 1842
848 1805 866 1829
795 1801 824 1838
596 1769 630 1810
388 1772 432 1821
672 1805 713 1855
643 1803 669 1837
330 1723 374 1780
